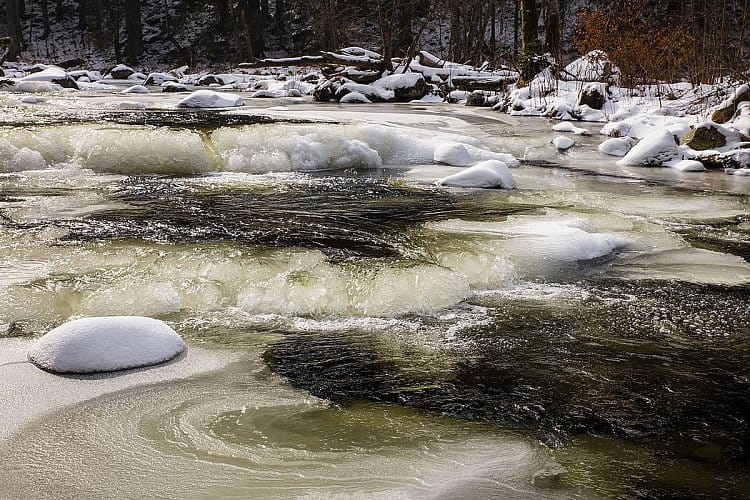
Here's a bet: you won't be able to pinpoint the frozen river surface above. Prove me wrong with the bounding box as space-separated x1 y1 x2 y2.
0 94 749 498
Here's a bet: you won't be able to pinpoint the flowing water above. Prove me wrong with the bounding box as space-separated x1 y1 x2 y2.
0 99 749 499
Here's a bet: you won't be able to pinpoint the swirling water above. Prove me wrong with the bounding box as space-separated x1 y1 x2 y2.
0 102 749 498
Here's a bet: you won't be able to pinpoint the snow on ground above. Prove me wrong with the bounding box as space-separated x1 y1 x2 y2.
27 316 186 374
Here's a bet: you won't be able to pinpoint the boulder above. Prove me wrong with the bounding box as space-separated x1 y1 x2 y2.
599 137 636 157
177 90 244 108
577 83 606 110
339 91 372 104
672 159 706 172
552 136 575 151
0 78 14 89
617 128 682 167
312 78 342 102
712 84 750 124
465 91 487 107
372 73 427 102
144 72 179 86
696 149 750 169
680 123 726 150
161 81 190 92
197 75 225 86
109 64 135 80
18 67 79 89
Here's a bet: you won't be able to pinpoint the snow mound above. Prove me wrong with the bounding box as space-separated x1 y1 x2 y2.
27 316 186 374
599 137 635 156
121 85 149 94
437 160 516 189
14 81 64 93
672 159 706 172
562 50 618 82
19 96 46 104
617 128 682 167
552 122 591 135
552 136 574 151
433 142 519 167
177 90 244 108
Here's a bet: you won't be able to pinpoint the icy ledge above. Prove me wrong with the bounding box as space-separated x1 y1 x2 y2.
28 316 186 374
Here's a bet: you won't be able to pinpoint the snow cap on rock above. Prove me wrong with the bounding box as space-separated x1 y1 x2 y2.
28 316 186 374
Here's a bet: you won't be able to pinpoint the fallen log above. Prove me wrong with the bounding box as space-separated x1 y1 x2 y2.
239 51 384 71
451 75 516 92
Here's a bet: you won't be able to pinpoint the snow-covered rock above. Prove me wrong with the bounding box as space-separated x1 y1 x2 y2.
617 128 682 167
336 82 394 102
339 91 372 104
436 160 516 189
433 142 519 167
598 137 636 156
27 316 186 374
121 84 150 94
562 51 618 82
128 72 147 81
19 67 78 89
552 136 575 151
552 122 591 136
144 72 179 86
108 64 135 79
672 159 706 172
19 96 46 104
176 90 244 108
372 73 427 102
162 81 190 92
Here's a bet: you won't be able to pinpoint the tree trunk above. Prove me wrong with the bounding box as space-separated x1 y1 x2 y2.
225 0 245 60
544 0 560 59
5 0 23 59
125 0 142 65
240 0 265 58
520 0 538 54
41 0 51 39
55 0 63 22
78 0 87 29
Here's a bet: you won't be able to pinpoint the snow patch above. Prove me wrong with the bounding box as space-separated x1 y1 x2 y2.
177 90 244 108
436 160 516 189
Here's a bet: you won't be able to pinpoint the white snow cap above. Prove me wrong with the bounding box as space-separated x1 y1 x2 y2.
433 142 519 167
552 136 575 151
672 159 706 172
437 160 516 189
552 121 591 136
121 84 150 94
599 137 636 157
27 316 186 374
177 90 244 108
617 128 682 167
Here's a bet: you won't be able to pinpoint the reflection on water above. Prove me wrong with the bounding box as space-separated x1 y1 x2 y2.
1 109 749 498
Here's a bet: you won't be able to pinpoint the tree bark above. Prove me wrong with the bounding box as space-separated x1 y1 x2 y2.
41 0 51 39
520 0 538 54
5 0 23 59
240 0 265 58
125 0 142 65
78 0 87 29
544 0 560 59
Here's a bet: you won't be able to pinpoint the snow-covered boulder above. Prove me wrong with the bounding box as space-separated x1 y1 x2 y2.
433 142 519 168
177 90 244 108
336 81 394 102
466 91 487 107
437 160 516 189
19 96 46 104
128 72 147 81
552 136 575 151
144 72 179 86
27 316 186 374
562 50 618 82
617 128 682 167
339 91 372 104
599 137 636 156
679 123 733 150
19 67 78 89
712 84 750 124
372 73 427 102
672 159 706 172
162 81 190 92
68 70 101 82
197 75 225 86
121 84 150 94
552 121 591 136
577 82 606 110
108 64 135 80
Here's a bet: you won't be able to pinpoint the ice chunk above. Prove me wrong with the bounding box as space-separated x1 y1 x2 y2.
177 90 244 108
27 316 186 374
436 160 516 189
